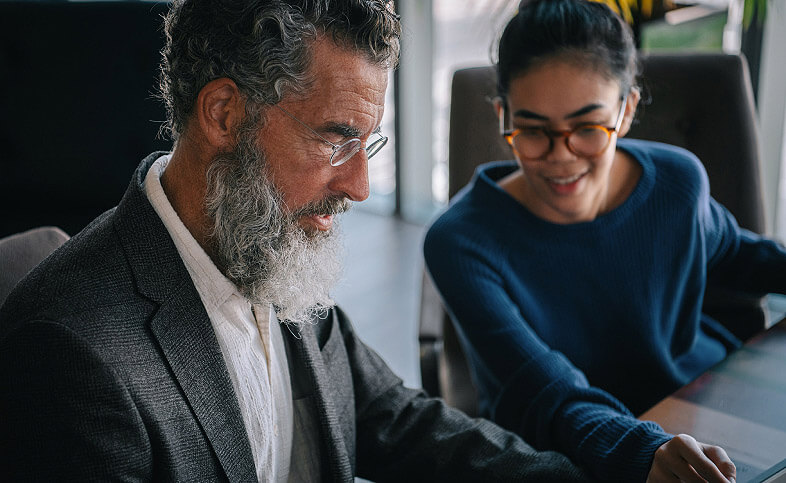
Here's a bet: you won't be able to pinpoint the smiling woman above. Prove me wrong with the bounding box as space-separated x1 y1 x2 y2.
424 0 786 481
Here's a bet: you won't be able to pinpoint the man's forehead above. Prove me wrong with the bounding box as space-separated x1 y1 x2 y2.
308 69 388 104
284 36 389 121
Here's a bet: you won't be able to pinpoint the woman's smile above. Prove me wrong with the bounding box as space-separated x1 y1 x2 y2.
544 169 589 193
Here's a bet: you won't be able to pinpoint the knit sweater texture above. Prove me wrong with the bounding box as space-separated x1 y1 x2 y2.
424 138 786 481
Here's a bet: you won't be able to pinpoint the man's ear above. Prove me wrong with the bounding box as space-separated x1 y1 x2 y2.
195 78 244 149
618 88 641 137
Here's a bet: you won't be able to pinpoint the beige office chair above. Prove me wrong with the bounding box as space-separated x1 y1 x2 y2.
419 53 767 415
0 227 70 307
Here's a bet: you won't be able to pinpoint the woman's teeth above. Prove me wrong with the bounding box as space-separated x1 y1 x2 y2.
548 172 585 185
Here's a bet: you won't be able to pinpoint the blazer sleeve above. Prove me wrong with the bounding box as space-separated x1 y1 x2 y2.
332 307 590 483
0 319 153 480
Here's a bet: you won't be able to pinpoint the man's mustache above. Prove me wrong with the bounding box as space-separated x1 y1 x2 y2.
290 196 351 219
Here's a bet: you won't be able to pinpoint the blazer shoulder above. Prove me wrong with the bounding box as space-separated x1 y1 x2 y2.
0 208 143 335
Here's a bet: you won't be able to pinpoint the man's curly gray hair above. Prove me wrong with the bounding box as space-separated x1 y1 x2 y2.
159 0 401 140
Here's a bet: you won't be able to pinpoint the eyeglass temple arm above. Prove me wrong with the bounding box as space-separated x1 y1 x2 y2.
614 94 628 132
499 100 509 135
275 104 335 148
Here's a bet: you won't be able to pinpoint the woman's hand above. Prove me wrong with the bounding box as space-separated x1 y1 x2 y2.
647 434 736 482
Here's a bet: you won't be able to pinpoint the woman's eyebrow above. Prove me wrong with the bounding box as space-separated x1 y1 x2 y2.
512 108 548 121
512 103 605 121
565 103 604 119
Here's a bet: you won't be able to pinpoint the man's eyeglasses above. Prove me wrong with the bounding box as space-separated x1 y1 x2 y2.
502 94 628 159
275 105 388 167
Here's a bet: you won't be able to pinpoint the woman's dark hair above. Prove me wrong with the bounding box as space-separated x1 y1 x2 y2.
496 0 639 101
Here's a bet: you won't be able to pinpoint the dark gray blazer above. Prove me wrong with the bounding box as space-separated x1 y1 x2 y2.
0 154 589 482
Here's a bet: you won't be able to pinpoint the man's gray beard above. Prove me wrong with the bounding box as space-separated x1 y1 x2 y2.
204 121 348 327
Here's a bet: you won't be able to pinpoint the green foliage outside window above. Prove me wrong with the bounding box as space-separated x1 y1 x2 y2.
641 11 726 52
590 0 768 29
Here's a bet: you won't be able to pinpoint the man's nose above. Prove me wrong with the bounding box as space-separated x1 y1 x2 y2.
328 151 370 202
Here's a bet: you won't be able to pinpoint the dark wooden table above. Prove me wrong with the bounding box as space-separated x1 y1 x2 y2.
640 318 786 482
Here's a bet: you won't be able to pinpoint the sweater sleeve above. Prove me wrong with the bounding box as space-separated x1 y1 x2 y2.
704 197 786 295
424 215 671 482
335 305 590 483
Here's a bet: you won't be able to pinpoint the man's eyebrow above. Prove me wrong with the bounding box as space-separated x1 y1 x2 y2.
512 103 605 121
322 122 362 139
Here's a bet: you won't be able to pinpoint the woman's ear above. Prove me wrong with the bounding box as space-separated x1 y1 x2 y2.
618 88 641 138
195 77 244 149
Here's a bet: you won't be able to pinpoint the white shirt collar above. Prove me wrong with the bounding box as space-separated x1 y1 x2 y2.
143 154 238 312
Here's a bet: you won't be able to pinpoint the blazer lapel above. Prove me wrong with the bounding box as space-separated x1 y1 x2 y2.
114 154 256 481
285 314 353 482
150 292 256 482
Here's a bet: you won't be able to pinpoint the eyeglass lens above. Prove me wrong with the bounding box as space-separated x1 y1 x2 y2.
505 93 627 160
512 127 612 159
330 130 388 166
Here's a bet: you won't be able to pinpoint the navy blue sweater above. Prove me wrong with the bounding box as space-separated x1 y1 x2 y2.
424 139 786 481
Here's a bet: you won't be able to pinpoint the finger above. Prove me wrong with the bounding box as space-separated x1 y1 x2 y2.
703 444 736 481
652 437 705 483
670 460 706 483
673 435 730 483
646 465 681 483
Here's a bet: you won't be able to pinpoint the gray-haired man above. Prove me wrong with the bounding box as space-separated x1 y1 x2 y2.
0 1 587 480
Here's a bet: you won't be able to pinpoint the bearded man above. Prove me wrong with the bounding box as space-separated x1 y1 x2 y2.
0 1 588 481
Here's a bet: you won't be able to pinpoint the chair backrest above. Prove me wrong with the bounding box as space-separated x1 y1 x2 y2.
0 227 69 308
448 54 766 228
419 53 767 414
0 1 171 238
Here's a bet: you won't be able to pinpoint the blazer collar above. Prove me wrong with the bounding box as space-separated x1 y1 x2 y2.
113 153 256 481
